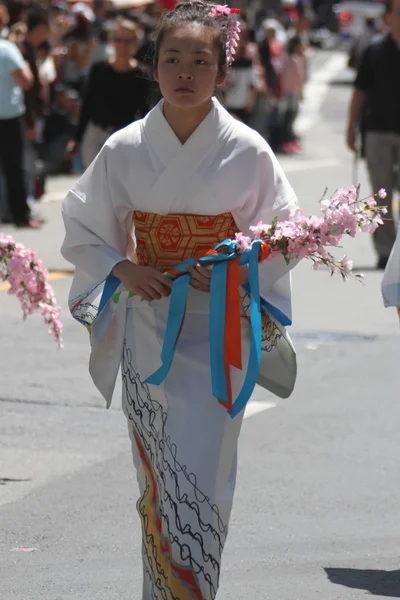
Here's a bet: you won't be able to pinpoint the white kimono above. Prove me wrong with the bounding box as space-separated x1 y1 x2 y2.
61 98 299 600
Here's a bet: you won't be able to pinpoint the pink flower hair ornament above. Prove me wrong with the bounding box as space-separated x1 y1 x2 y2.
208 4 241 65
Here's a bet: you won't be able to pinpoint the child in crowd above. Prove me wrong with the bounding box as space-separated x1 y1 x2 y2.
280 34 305 153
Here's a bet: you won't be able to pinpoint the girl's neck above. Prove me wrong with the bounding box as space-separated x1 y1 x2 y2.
163 99 213 145
109 57 138 72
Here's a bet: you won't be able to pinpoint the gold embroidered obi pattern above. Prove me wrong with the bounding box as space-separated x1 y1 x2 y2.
133 211 239 271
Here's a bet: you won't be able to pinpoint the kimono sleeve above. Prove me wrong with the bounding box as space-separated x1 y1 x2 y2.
61 144 128 284
234 146 300 321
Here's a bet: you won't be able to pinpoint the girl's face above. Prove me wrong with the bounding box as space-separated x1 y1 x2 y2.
112 27 138 60
154 23 226 112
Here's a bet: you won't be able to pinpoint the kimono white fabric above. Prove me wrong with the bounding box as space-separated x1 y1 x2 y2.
61 97 299 600
382 224 400 307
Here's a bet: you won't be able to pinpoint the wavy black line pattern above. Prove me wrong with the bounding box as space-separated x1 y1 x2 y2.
121 343 227 600
72 301 99 326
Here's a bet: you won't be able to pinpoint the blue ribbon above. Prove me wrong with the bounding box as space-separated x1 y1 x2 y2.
145 273 191 385
209 261 229 405
229 241 262 417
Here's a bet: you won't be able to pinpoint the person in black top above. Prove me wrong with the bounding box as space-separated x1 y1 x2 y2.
346 0 400 269
66 17 152 170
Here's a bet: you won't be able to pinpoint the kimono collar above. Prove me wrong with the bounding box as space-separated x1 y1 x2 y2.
142 97 233 168
141 97 235 213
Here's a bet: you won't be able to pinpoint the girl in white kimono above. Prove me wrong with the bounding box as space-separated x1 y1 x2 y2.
61 2 300 598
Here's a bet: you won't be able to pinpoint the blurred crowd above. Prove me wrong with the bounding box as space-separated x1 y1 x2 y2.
0 0 315 226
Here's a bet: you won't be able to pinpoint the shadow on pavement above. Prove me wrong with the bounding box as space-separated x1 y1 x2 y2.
325 567 400 597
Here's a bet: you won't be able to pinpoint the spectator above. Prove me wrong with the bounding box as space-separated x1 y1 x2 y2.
41 86 80 174
21 8 50 214
89 21 114 65
295 7 313 47
22 9 50 148
238 24 267 136
0 36 40 227
224 23 258 126
0 1 9 38
280 35 305 153
346 0 400 269
348 16 378 71
259 21 282 96
66 17 152 170
37 40 57 107
49 2 75 48
60 4 97 96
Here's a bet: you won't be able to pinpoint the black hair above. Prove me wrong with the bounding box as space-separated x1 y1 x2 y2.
286 34 302 55
27 8 49 32
153 0 234 72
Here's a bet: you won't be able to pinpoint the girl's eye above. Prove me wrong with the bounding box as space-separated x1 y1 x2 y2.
195 60 207 65
166 58 177 64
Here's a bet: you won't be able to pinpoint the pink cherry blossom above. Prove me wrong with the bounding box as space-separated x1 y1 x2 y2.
340 255 353 276
233 186 385 283
208 4 231 16
234 232 252 252
249 220 265 239
0 233 63 348
378 188 387 199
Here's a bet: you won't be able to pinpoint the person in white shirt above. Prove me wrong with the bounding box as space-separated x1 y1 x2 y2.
0 38 41 227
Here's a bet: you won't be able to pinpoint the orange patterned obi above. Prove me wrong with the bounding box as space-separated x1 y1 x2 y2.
133 211 239 271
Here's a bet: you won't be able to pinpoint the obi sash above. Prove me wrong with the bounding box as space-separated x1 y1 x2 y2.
133 211 238 270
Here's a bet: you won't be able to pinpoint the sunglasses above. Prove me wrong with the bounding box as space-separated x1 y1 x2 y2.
113 38 137 44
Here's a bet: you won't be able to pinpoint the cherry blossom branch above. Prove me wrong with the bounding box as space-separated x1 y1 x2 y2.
0 233 63 348
235 187 387 282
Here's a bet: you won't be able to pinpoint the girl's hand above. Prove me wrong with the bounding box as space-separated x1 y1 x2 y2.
185 263 249 292
112 260 172 302
186 263 212 293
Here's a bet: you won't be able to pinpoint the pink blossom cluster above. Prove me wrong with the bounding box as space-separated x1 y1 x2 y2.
208 4 241 65
208 3 231 16
225 17 241 64
0 233 63 347
235 187 388 282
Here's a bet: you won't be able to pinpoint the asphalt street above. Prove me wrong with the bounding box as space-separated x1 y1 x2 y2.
1 50 399 600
